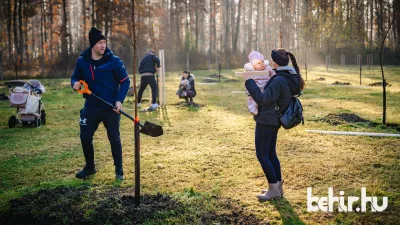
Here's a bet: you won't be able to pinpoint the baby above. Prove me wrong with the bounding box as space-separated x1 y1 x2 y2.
244 51 275 115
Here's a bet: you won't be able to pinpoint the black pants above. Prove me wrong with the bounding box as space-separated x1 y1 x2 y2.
255 123 281 183
138 75 158 104
79 107 123 172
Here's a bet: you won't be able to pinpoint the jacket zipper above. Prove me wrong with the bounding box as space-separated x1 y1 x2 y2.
90 64 95 80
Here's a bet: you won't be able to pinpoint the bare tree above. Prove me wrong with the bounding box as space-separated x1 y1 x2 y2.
61 0 68 70
40 0 45 77
247 0 253 51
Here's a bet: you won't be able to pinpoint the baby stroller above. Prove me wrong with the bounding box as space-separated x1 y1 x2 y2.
6 80 46 128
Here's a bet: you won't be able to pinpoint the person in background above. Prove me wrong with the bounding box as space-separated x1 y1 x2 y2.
137 50 161 110
176 70 196 104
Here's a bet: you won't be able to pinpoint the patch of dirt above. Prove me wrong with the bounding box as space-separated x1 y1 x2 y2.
368 82 391 87
321 114 400 131
171 101 204 108
313 77 326 81
224 78 240 83
0 186 263 225
332 81 351 85
203 78 219 83
386 123 400 132
208 73 221 78
322 113 368 125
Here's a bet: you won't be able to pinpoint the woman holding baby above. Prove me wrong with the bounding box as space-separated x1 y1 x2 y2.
244 49 305 201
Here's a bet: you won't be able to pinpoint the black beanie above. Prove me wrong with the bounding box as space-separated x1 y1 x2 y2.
271 49 289 66
89 27 105 48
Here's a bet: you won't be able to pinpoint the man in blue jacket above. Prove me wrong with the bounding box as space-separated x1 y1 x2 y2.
137 50 161 110
71 27 130 180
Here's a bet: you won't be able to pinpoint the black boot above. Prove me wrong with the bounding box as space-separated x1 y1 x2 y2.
75 165 97 179
115 168 124 180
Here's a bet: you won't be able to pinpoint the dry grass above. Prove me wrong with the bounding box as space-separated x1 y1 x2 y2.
0 65 399 224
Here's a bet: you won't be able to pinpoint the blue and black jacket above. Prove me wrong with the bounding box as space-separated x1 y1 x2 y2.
71 47 130 109
139 53 161 75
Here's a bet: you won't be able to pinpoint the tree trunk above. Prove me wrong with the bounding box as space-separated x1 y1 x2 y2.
41 0 45 77
62 0 68 70
13 0 18 58
247 0 253 52
105 0 110 40
109 1 114 48
224 0 230 68
176 2 180 49
230 0 235 54
396 0 400 47
18 0 23 64
209 0 213 63
68 0 73 58
263 0 266 53
393 1 397 45
6 0 12 58
185 0 189 50
370 0 373 49
31 14 35 63
213 0 217 59
82 0 86 48
92 0 95 27
23 1 29 63
274 0 277 47
255 0 260 50
379 6 394 125
13 0 19 79
195 0 199 49
49 0 53 60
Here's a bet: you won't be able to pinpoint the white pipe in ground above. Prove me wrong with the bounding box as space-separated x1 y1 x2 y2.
306 130 400 138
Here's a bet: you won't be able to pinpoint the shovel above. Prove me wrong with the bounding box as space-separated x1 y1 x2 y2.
76 80 163 137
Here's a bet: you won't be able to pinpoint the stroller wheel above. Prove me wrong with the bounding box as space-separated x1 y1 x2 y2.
41 110 46 125
8 115 17 128
35 117 42 127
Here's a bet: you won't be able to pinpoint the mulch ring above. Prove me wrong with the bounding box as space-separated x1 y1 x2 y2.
208 73 223 79
0 186 263 225
224 78 240 83
332 81 351 85
321 113 400 131
322 113 368 125
202 78 219 83
368 82 391 87
171 101 203 108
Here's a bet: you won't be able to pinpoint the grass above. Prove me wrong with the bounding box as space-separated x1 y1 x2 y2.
0 65 399 224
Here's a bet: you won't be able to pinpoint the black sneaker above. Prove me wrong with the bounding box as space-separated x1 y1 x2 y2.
116 170 124 180
75 167 97 179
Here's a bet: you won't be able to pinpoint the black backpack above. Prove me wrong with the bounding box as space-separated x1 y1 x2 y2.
274 75 304 129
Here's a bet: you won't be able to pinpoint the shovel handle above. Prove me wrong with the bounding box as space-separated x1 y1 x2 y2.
77 80 92 95
75 80 143 127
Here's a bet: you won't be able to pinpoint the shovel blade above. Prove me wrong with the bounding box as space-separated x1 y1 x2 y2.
140 121 163 137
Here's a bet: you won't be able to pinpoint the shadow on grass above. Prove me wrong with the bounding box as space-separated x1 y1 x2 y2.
0 185 264 225
270 198 306 225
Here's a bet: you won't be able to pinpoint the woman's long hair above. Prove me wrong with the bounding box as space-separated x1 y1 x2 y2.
275 48 305 91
